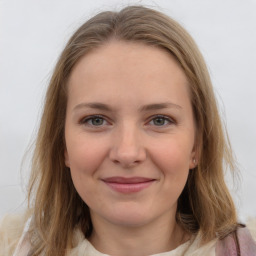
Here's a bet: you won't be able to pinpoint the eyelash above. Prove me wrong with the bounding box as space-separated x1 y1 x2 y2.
79 114 175 128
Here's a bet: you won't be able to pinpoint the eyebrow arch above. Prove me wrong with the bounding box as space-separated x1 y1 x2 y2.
73 102 113 112
73 102 182 112
139 102 182 112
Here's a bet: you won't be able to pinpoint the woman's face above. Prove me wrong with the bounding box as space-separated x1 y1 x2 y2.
65 41 197 228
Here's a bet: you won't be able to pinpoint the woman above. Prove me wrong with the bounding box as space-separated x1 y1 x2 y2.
1 5 255 256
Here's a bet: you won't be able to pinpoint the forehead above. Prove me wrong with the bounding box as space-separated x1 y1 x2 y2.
69 40 186 80
67 40 190 107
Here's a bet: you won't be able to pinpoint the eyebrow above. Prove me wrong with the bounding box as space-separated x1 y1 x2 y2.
73 102 182 112
73 102 112 112
139 102 182 112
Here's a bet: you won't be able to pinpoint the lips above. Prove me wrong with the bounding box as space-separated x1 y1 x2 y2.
102 176 156 193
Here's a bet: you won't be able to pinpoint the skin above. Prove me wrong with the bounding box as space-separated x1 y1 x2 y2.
64 40 197 255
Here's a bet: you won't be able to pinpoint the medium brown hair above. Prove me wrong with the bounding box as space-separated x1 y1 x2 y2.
28 5 238 255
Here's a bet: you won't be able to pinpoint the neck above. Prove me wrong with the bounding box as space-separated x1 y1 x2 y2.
88 212 189 256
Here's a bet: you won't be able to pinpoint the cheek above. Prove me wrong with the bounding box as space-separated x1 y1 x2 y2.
66 137 109 205
150 138 193 174
66 135 108 176
149 137 192 196
148 141 190 209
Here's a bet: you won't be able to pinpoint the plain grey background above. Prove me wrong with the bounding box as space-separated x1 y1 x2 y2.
0 0 255 220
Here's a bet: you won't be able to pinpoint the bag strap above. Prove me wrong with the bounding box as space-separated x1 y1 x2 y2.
233 229 241 256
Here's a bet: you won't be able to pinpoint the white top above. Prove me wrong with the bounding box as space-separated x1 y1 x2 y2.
2 213 256 256
71 237 216 256
13 217 216 256
12 218 31 256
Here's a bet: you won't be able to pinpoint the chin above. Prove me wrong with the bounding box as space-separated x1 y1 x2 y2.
106 208 152 227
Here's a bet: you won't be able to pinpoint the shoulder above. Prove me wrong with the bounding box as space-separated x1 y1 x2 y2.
0 211 30 256
246 217 256 241
216 225 256 256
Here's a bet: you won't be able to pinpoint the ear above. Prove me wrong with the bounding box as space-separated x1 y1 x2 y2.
189 145 198 169
64 149 70 167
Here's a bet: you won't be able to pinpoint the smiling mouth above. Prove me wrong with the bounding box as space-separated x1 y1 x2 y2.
102 177 156 193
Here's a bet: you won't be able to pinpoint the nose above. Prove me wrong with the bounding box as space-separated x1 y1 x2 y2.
109 125 147 168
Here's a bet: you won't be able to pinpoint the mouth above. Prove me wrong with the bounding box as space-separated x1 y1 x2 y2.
101 177 156 193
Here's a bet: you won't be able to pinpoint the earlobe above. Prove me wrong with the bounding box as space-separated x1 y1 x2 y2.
64 150 70 167
189 148 198 169
189 157 197 169
189 137 199 169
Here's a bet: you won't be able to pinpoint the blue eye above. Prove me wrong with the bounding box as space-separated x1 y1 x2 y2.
149 115 173 126
82 115 107 126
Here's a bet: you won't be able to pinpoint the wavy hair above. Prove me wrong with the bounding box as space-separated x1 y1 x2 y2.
27 5 238 255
